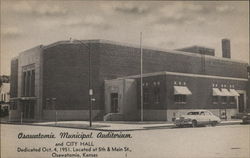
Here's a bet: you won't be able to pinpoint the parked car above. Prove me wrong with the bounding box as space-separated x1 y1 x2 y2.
242 113 250 124
174 110 221 127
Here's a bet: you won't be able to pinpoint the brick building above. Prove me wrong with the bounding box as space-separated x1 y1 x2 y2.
9 39 249 121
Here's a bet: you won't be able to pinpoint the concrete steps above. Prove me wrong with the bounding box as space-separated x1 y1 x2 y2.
103 113 124 121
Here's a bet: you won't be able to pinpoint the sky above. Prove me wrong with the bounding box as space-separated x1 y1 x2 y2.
1 0 249 75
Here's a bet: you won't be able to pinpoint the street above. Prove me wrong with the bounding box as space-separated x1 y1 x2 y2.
1 124 249 158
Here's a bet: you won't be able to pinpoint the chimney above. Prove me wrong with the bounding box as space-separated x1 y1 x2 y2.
222 38 231 58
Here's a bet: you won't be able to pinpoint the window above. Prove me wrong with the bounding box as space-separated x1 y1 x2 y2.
200 112 205 115
10 101 17 110
187 112 199 115
229 96 236 104
204 111 212 116
27 71 31 96
174 95 186 103
143 88 150 105
13 102 17 110
153 86 160 104
22 72 26 96
221 96 227 104
212 96 219 104
1 94 4 101
22 67 35 97
31 70 35 96
45 98 52 110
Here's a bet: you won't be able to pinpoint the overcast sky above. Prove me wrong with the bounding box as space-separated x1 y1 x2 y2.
1 0 249 75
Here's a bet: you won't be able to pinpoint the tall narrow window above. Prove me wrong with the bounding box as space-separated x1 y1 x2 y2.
153 86 160 104
27 71 31 96
22 72 26 96
143 87 150 105
31 70 35 96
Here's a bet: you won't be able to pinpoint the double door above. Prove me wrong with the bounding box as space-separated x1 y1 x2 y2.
238 94 245 113
21 100 35 119
110 93 118 113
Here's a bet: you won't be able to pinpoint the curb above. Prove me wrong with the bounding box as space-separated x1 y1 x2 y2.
0 120 244 131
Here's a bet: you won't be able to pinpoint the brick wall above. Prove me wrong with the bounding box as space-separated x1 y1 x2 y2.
136 75 166 110
99 43 247 79
43 43 100 110
42 41 248 112
135 74 247 110
165 75 247 110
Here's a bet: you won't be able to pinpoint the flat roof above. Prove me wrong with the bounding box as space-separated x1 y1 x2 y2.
176 45 215 51
111 71 248 81
43 39 248 64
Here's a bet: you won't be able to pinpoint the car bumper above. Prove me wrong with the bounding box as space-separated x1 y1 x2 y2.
175 120 192 126
242 119 250 124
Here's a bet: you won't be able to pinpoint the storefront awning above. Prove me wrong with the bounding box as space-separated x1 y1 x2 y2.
20 97 38 100
221 88 232 96
10 97 38 100
212 88 223 96
229 89 240 96
174 86 192 95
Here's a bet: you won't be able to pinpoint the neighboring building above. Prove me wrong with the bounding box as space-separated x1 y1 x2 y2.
0 83 10 112
176 46 215 56
9 39 249 121
247 66 250 111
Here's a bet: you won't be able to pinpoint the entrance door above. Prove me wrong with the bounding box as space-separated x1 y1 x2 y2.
22 100 35 119
110 93 118 113
238 94 244 113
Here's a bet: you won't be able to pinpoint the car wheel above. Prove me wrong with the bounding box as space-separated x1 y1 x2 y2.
192 120 197 128
211 121 217 126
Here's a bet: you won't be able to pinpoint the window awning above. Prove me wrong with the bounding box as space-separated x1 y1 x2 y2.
229 89 240 96
221 88 232 96
212 88 223 96
174 86 192 95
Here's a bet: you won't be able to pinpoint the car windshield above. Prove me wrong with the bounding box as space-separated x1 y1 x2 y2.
187 112 200 115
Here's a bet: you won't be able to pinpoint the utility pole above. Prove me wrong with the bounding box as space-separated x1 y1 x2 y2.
140 32 143 122
72 39 93 127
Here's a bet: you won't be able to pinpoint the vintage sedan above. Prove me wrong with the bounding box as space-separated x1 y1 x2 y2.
174 110 221 127
242 113 250 124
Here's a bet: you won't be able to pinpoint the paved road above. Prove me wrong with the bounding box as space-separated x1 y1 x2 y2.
1 124 249 158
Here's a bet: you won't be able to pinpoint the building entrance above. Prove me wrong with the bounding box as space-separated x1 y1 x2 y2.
110 93 118 113
238 94 245 113
21 100 35 119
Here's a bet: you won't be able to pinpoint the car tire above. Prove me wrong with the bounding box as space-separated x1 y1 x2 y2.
192 120 197 128
211 121 217 127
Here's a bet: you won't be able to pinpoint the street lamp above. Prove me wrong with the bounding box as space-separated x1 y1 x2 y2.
72 39 93 127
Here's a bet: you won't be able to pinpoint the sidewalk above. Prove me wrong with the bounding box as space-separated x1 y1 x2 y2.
34 121 175 131
1 118 243 131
